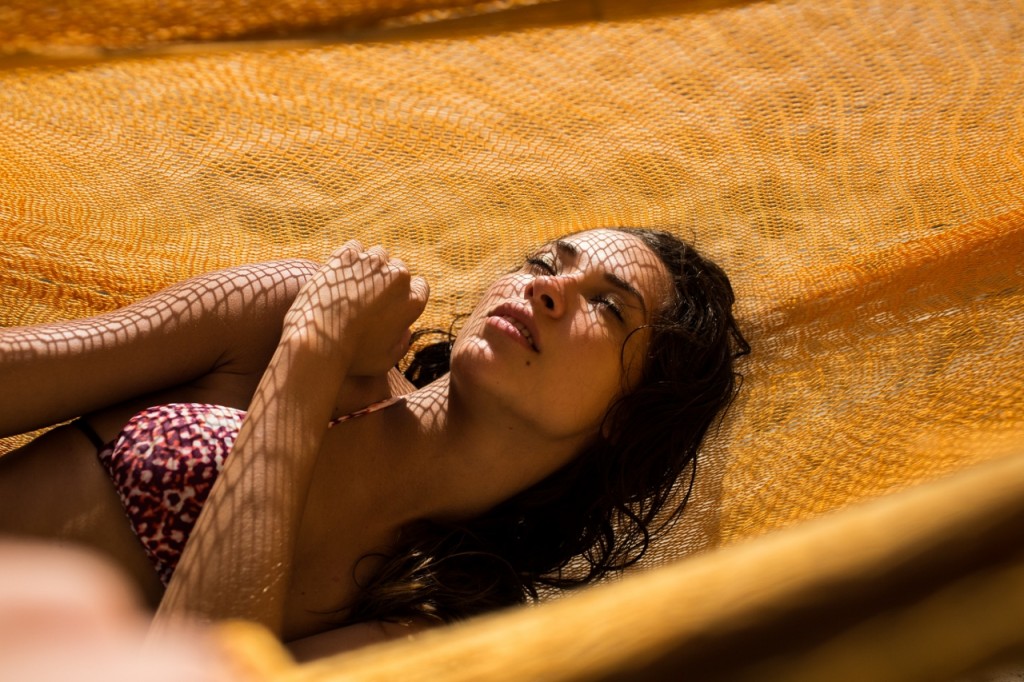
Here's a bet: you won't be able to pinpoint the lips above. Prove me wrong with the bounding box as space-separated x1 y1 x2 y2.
487 302 541 352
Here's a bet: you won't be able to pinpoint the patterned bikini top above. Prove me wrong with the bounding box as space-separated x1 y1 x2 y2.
97 398 402 586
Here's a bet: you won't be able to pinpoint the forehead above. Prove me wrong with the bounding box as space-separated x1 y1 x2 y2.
553 229 673 311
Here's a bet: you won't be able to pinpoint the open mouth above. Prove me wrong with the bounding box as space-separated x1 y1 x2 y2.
488 314 539 352
486 302 541 353
501 315 537 350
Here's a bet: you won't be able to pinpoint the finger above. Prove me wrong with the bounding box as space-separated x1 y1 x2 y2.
410 276 430 308
399 327 413 354
398 279 429 331
384 334 413 370
366 244 389 260
339 239 363 254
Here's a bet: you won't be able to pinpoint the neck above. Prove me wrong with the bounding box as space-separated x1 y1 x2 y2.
381 374 584 523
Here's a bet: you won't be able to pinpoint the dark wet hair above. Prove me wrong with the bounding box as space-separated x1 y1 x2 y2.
344 227 750 625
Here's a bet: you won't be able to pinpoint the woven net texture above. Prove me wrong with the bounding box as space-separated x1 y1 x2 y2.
2 0 1023 678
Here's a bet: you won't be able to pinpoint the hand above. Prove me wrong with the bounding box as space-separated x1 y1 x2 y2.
284 241 430 377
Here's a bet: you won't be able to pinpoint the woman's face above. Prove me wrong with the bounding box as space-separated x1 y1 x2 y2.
450 229 673 442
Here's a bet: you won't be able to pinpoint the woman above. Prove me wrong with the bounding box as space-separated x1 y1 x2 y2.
0 228 749 657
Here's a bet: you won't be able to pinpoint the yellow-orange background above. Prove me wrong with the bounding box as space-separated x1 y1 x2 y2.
1 1 1023 676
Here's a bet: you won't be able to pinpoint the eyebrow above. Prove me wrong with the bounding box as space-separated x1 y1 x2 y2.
553 240 648 318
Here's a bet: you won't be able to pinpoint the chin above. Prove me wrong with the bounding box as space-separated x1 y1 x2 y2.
450 336 509 388
449 335 534 408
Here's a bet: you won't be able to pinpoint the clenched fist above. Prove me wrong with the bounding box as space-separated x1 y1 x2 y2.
283 241 430 377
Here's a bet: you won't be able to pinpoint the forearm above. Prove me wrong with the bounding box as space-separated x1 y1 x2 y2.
0 259 317 437
156 326 351 633
154 241 427 635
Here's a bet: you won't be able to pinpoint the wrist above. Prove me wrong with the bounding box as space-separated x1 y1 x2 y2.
278 322 356 379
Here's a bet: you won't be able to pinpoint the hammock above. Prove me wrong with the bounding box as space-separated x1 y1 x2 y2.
2 0 1022 679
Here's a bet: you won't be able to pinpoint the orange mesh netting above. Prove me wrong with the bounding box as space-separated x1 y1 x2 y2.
2 0 1023 679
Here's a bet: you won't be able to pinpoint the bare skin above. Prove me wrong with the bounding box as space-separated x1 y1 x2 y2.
0 229 672 652
0 260 319 608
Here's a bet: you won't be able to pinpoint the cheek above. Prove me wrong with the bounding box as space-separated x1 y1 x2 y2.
551 375 620 439
554 335 631 418
561 332 648 424
479 275 525 303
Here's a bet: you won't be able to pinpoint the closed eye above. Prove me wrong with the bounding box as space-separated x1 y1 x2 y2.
527 257 626 322
525 257 556 275
591 295 624 321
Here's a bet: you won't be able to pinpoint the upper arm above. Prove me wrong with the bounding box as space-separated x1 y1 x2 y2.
0 259 318 436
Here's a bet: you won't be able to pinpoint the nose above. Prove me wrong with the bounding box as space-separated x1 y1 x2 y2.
525 275 566 317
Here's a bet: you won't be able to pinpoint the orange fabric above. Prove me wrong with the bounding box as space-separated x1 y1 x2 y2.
2 0 1023 677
